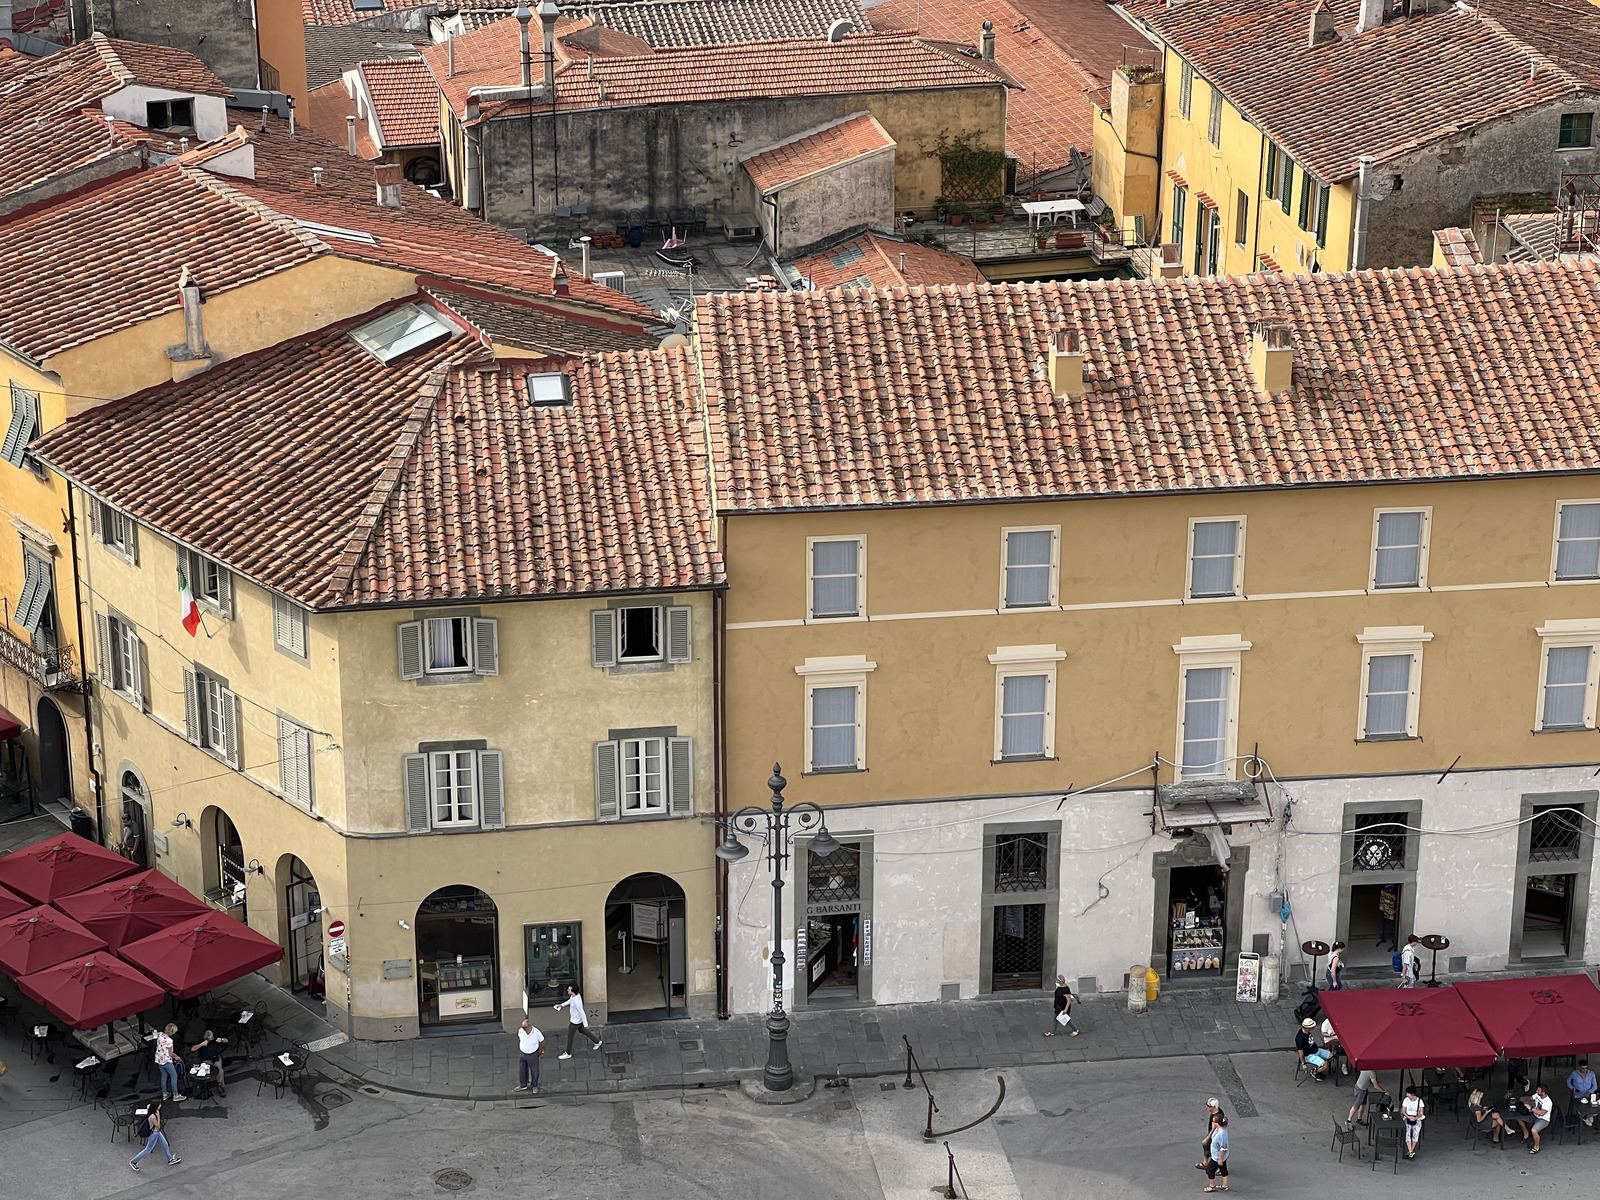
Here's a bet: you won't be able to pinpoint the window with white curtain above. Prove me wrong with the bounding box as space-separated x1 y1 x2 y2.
1554 502 1600 581
1002 527 1057 609
1180 666 1230 777
1355 627 1430 741
1187 518 1244 598
809 538 863 619
809 686 858 770
1000 674 1048 759
427 616 472 672
1371 509 1429 589
1363 655 1411 736
1543 646 1593 730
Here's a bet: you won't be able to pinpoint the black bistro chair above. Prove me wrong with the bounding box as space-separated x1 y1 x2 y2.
1331 1119 1364 1163
1371 1122 1404 1173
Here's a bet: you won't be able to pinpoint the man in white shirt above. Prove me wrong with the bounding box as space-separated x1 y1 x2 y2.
514 1018 545 1093
1399 936 1419 988
1528 1085 1553 1154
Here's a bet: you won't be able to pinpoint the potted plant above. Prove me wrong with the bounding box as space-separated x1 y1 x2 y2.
948 202 968 227
987 199 1007 224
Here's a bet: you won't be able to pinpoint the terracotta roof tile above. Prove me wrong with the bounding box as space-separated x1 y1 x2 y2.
0 33 228 133
33 305 722 607
697 260 1600 513
872 0 1106 179
305 80 381 158
0 111 138 209
302 0 435 28
573 0 872 45
1003 0 1154 87
425 285 659 354
1433 227 1484 267
303 24 432 90
1146 0 1600 183
740 112 894 193
359 56 439 147
792 232 987 290
93 36 234 97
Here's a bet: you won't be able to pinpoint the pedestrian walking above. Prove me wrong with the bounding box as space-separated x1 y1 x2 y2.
554 985 601 1059
1045 976 1080 1036
1401 1085 1426 1158
154 1024 186 1102
1399 935 1420 988
1195 1097 1224 1170
1324 941 1345 991
1203 1114 1229 1192
514 1017 545 1091
129 1100 180 1170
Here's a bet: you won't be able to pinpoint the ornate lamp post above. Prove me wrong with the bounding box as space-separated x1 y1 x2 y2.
715 763 839 1091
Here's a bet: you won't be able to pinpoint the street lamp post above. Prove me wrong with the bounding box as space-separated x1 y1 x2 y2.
715 763 839 1092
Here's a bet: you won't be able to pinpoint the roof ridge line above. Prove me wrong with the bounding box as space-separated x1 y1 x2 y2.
176 163 331 254
87 32 134 89
1472 8 1589 93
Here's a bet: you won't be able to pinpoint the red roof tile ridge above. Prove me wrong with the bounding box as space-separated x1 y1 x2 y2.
86 32 133 88
176 162 330 255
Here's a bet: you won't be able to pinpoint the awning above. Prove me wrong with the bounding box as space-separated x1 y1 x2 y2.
1456 974 1600 1058
56 868 214 951
0 905 108 976
0 831 139 904
1320 986 1498 1071
16 952 166 1030
0 704 20 740
120 910 284 999
1155 779 1273 831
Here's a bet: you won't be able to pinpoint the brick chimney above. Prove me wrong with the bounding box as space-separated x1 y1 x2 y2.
1047 328 1084 398
1249 321 1293 394
375 164 404 208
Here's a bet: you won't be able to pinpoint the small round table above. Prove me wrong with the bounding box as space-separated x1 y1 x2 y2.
1302 940 1331 990
1420 934 1450 988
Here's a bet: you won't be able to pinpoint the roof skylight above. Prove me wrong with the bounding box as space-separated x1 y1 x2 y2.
351 303 452 364
526 372 573 407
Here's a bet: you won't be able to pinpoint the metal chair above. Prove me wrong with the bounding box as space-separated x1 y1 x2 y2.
1465 1112 1505 1151
105 1102 138 1143
1331 1119 1363 1163
1371 1123 1404 1173
1541 1103 1566 1146
1561 1102 1586 1145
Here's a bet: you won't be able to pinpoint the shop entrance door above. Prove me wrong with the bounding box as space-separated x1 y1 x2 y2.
604 873 686 1021
1167 865 1227 976
805 913 859 999
991 904 1046 989
1343 883 1403 968
416 885 499 1030
1521 875 1574 959
285 856 323 996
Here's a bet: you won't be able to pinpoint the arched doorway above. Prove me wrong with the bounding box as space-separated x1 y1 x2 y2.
280 855 324 1000
35 696 70 811
605 872 686 1021
416 885 498 1029
119 770 150 868
201 807 248 923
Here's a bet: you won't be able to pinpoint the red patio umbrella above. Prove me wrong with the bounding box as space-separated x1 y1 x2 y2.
0 880 32 919
56 869 213 951
119 910 283 999
16 952 167 1029
1456 974 1600 1058
1319 986 1498 1070
0 830 138 905
0 905 108 976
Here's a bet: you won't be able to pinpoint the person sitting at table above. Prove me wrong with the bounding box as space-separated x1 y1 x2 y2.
1568 1059 1597 1127
1295 1018 1331 1080
1468 1090 1505 1144
185 1026 230 1099
1502 1089 1533 1144
1527 1085 1553 1154
1319 1018 1348 1076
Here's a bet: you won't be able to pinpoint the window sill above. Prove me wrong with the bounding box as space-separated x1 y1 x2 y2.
1549 576 1600 585
197 602 230 620
803 766 867 777
992 755 1056 764
807 614 867 623
1355 735 1418 744
417 670 482 687
1184 593 1242 603
1533 726 1595 735
1368 584 1426 593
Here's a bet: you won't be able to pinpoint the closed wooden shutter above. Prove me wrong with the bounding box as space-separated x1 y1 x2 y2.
182 668 201 745
591 609 618 669
477 750 505 828
403 753 430 832
594 741 620 821
94 611 111 684
666 606 692 664
124 518 139 566
132 637 149 714
274 596 306 657
213 564 233 619
176 546 192 592
667 736 693 817
397 620 423 680
472 617 499 676
88 497 104 542
221 688 243 769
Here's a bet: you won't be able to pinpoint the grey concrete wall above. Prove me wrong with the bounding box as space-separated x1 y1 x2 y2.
768 149 894 257
1364 98 1600 269
91 0 260 89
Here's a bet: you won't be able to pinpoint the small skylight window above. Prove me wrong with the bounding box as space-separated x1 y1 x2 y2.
352 0 384 10
525 372 572 407
295 218 379 246
351 304 452 364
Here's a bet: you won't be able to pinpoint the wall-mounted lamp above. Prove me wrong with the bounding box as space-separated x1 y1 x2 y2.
246 859 265 876
311 906 329 916
170 813 192 829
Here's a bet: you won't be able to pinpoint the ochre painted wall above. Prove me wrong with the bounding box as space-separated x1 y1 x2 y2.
256 0 310 108
722 477 1600 811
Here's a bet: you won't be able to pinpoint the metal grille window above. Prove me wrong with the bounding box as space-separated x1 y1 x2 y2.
993 833 1048 892
1352 812 1408 871
808 842 861 903
1529 806 1584 863
1555 502 1600 580
990 904 1046 989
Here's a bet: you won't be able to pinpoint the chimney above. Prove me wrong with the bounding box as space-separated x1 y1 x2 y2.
179 136 189 154
1356 0 1384 34
1250 321 1293 394
979 20 996 62
826 17 854 42
375 164 404 208
898 251 906 273
287 97 296 138
1307 1 1336 47
312 165 324 186
1351 154 1375 270
260 106 269 132
579 234 591 279
538 0 559 95
553 263 570 295
346 114 357 156
448 32 456 78
1046 328 1085 398
181 276 206 357
516 5 533 90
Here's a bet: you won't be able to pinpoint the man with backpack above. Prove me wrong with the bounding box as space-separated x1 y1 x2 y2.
1399 935 1420 988
130 1100 180 1170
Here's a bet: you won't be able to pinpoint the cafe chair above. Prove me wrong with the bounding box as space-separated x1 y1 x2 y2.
1331 1120 1364 1163
105 1102 138 1143
1561 1103 1585 1146
1542 1103 1567 1147
1371 1123 1404 1173
1466 1116 1505 1151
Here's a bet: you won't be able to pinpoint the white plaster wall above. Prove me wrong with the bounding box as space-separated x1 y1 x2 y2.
724 765 1600 1014
103 85 230 142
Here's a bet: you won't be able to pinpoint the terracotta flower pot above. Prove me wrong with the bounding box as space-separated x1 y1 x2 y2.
950 213 965 226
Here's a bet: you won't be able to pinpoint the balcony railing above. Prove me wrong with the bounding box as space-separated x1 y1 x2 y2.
0 625 85 692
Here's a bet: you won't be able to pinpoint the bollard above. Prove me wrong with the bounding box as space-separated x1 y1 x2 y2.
1128 963 1149 1013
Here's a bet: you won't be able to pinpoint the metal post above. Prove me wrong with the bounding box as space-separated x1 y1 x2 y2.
763 766 793 1092
945 1144 957 1199
925 1093 936 1141
903 1042 916 1089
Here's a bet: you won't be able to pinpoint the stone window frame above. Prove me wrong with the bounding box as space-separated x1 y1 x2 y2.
1509 790 1596 964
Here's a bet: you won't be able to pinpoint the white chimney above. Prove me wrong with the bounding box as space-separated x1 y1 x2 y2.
538 0 559 96
448 32 456 78
1250 321 1293 394
899 252 906 273
1047 328 1084 398
1351 154 1375 270
579 234 591 279
260 106 269 132
1356 0 1384 34
312 165 324 186
287 97 296 138
517 5 533 89
346 114 357 156
826 18 854 42
979 20 996 62
375 164 404 208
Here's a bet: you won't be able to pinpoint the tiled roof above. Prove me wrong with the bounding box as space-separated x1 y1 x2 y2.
0 33 229 133
0 166 323 363
360 56 439 147
302 0 435 27
741 112 894 193
568 0 872 46
425 22 1011 119
95 36 235 97
0 111 138 210
871 0 1100 177
1145 0 1600 184
306 80 381 157
425 285 659 354
791 231 987 290
33 304 723 607
1433 227 1484 268
697 260 1600 513
1004 0 1152 86
304 24 432 90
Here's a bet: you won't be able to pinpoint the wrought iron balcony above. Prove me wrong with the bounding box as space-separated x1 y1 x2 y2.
0 625 85 692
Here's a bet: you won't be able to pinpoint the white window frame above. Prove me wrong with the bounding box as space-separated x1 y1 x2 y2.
1369 507 1431 591
1535 619 1600 732
1172 634 1251 779
1551 500 1600 583
91 499 139 564
98 609 145 709
430 748 480 828
619 736 668 815
806 535 866 621
999 526 1060 610
795 655 876 773
423 615 474 674
1185 516 1246 600
1355 626 1432 741
988 644 1066 761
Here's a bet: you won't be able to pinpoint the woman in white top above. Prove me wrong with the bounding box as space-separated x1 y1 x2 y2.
554 985 602 1059
1401 1086 1426 1158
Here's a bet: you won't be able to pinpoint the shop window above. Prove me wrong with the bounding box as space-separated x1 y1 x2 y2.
524 920 582 1007
1168 864 1227 974
1351 811 1409 871
809 537 864 618
1001 527 1057 608
992 832 1048 892
1529 805 1583 863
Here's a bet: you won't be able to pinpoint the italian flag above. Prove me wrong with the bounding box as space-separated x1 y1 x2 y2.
178 566 201 637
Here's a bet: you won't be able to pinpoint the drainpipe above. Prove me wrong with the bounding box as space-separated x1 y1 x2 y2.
64 484 105 843
714 519 729 1019
1351 154 1375 270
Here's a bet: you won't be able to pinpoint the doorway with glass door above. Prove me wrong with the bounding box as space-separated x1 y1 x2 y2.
798 837 873 1007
